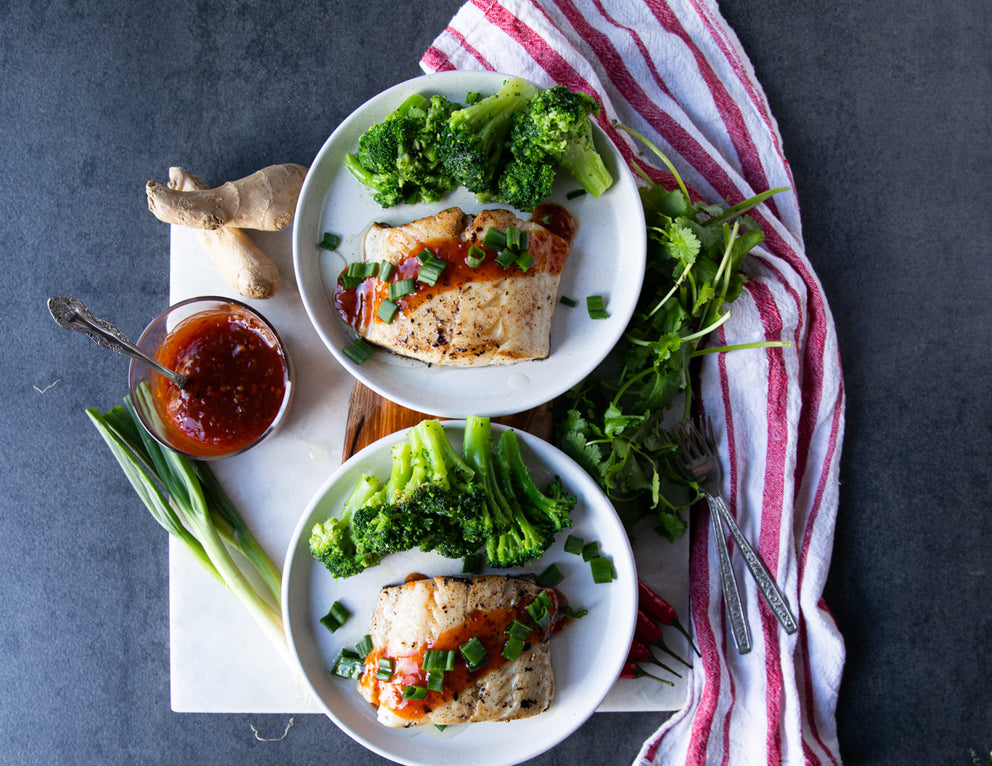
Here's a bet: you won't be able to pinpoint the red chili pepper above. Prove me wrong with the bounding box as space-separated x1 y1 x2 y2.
636 609 692 669
637 578 701 657
619 661 674 686
627 638 682 678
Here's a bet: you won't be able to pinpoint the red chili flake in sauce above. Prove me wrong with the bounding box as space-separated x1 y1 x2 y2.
151 310 287 456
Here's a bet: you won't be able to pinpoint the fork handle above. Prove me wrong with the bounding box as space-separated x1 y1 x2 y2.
708 500 752 653
711 495 799 634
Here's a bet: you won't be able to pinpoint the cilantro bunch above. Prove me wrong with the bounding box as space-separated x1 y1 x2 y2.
556 126 787 542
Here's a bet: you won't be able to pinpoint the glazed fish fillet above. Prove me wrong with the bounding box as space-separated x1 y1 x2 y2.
338 206 572 366
357 575 559 728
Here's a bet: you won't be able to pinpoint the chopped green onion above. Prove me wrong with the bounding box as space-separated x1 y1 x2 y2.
566 188 587 200
514 251 534 271
525 591 553 629
495 249 517 268
564 534 585 555
466 245 486 268
435 725 448 732
537 563 564 587
389 278 416 301
338 273 362 289
354 634 374 658
422 649 455 673
506 225 521 250
589 556 616 583
378 261 396 282
564 605 589 619
581 541 600 561
318 232 341 250
586 294 609 319
376 658 394 681
459 636 489 671
320 600 351 633
417 254 446 285
483 227 506 250
502 636 526 661
346 261 378 279
426 671 445 692
377 299 399 324
343 337 374 364
331 648 363 679
416 248 433 263
505 620 533 641
462 553 484 574
402 685 428 700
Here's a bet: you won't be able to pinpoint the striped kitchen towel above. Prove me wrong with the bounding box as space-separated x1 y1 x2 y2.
422 1 846 764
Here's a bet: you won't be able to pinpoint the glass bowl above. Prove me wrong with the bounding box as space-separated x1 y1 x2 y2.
128 296 294 460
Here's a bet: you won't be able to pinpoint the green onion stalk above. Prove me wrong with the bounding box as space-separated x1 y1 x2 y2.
87 387 294 671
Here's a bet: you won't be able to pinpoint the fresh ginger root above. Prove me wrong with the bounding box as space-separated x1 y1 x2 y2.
167 167 283 299
147 163 307 231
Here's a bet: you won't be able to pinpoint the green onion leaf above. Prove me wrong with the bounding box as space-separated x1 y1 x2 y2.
459 636 488 671
318 232 341 250
537 563 564 587
502 636 526 661
505 620 533 641
462 553 484 574
402 685 428 700
506 225 521 250
525 591 553 629
495 249 517 268
483 227 506 250
586 294 609 319
422 649 455 673
564 534 585 554
376 658 394 681
426 671 445 692
417 255 446 285
564 605 589 619
320 600 351 633
389 278 416 301
346 261 378 279
378 261 396 282
377 299 399 324
581 541 600 561
354 634 373 658
589 556 616 583
566 188 587 200
466 245 486 268
331 648 362 679
514 251 534 271
338 273 362 289
343 337 374 364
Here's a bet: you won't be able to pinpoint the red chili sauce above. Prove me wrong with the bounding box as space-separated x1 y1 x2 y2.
357 585 570 723
151 310 288 457
334 204 576 332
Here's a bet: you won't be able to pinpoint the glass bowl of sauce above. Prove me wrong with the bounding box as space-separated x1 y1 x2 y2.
128 296 294 460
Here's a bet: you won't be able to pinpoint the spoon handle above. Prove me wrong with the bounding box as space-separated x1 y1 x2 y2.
47 296 189 388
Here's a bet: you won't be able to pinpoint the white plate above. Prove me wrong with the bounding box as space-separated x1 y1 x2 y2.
282 421 638 766
292 71 645 418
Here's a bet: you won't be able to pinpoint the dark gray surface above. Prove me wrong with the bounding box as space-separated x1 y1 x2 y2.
2 1 989 765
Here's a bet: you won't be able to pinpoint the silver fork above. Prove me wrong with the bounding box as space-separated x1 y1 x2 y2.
677 418 799 641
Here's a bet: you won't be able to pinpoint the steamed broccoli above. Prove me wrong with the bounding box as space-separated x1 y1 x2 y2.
438 77 539 194
343 93 459 207
309 418 577 578
495 155 557 211
507 85 613 197
308 474 383 578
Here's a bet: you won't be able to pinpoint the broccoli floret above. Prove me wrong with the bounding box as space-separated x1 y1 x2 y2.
309 474 383 578
463 416 551 569
439 77 539 195
344 92 459 207
496 429 576 534
508 85 613 197
495 156 556 211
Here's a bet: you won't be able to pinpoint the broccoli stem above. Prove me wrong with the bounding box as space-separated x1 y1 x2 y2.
559 128 613 197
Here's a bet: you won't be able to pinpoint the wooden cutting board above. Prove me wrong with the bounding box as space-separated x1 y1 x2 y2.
342 381 553 460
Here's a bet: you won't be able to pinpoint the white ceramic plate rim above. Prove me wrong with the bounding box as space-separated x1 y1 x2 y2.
282 421 638 766
292 71 646 418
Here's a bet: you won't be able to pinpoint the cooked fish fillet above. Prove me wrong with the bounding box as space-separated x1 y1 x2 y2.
357 575 559 728
345 206 571 366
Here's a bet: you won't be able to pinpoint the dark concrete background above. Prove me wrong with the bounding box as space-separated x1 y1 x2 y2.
2 1 989 764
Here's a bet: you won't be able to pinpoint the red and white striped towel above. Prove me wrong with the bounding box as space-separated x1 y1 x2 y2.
422 1 846 764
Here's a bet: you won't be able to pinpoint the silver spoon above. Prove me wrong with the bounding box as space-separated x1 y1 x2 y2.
47 296 189 388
